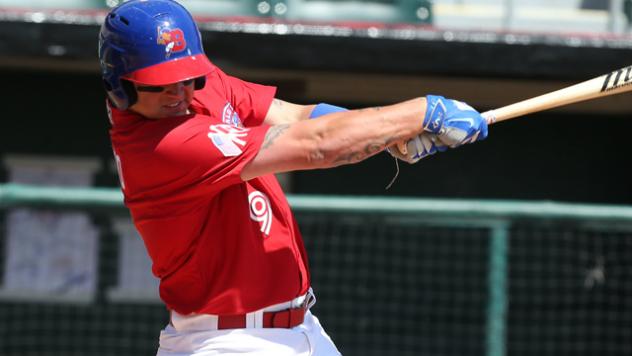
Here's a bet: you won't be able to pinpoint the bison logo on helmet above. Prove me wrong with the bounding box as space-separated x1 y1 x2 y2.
157 26 186 57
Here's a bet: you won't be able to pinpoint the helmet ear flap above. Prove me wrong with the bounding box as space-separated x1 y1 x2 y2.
102 77 137 110
121 79 138 108
102 78 113 92
194 76 206 90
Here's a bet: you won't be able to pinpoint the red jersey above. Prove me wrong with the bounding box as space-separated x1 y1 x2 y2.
108 65 311 315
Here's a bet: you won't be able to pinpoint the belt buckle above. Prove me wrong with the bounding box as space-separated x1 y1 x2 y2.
303 287 316 310
264 289 315 329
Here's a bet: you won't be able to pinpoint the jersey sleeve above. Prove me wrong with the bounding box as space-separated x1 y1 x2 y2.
158 118 267 190
216 68 277 127
115 116 270 212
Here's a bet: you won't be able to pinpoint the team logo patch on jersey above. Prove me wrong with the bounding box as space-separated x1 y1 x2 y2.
157 26 186 57
208 124 248 157
222 102 243 127
249 191 272 236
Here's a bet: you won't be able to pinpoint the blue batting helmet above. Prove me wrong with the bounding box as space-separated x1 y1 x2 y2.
99 0 215 109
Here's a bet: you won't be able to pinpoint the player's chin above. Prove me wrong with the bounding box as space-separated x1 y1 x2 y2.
161 100 190 117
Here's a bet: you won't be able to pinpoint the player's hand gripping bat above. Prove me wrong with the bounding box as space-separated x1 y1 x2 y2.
396 65 632 155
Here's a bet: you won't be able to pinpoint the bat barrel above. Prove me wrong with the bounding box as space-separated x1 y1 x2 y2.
482 65 632 125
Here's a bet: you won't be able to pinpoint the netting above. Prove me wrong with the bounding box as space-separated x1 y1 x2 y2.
298 213 489 356
0 209 166 356
507 223 632 356
1 190 632 356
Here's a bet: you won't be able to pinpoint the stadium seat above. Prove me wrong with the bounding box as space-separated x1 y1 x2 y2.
178 0 262 18
0 0 107 9
283 0 433 24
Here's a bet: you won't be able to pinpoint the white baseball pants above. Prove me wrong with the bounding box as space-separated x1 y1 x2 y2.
157 310 341 355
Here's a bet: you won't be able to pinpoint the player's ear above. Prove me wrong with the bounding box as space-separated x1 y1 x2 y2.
194 76 206 90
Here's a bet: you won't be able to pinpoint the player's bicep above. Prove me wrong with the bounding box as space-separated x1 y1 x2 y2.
263 99 315 126
241 122 319 181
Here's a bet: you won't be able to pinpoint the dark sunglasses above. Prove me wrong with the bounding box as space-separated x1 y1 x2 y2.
136 78 195 93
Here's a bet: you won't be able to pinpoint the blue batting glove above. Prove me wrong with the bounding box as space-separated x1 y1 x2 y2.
422 95 488 147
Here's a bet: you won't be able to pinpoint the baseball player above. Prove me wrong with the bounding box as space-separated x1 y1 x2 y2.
99 0 488 355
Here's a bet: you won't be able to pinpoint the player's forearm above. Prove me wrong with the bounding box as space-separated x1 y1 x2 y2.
241 98 426 180
309 98 426 166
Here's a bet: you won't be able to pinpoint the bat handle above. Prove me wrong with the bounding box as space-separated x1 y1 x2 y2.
481 110 497 125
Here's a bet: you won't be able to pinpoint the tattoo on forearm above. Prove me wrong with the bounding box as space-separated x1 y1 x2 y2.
273 99 284 107
333 138 393 164
333 151 365 165
261 124 289 150
365 143 382 155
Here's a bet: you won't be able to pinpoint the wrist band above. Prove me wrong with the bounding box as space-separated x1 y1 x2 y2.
309 103 348 119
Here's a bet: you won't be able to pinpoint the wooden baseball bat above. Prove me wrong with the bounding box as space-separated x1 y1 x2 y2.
396 65 632 154
481 64 632 124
